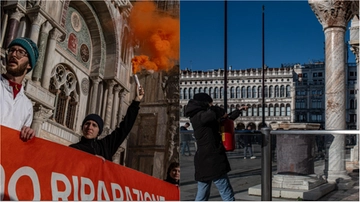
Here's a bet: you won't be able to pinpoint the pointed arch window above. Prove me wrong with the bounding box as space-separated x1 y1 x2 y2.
49 64 79 130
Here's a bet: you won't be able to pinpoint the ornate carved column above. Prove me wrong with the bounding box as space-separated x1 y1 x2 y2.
3 9 24 48
104 80 116 128
89 77 101 114
308 0 357 183
41 28 62 89
111 85 121 129
32 21 53 84
31 104 53 137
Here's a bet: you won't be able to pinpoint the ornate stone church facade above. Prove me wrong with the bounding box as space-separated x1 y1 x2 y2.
1 0 179 180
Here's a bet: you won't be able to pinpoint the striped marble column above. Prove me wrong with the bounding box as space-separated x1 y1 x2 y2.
104 80 116 128
309 0 358 183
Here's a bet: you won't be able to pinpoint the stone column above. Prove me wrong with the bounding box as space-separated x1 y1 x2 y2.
32 21 52 84
104 80 116 128
62 96 71 126
309 0 357 183
118 89 128 121
25 13 45 80
290 84 296 122
3 10 24 48
28 13 45 47
111 85 121 129
52 89 61 121
31 104 53 137
41 28 62 89
89 77 101 114
0 12 9 47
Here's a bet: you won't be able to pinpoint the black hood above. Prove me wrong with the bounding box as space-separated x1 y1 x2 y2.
185 99 209 118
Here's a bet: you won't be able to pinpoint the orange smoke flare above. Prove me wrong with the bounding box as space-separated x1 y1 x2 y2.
130 1 179 74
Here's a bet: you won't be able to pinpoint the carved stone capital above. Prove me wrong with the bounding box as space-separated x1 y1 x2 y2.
309 0 358 30
9 9 25 21
114 85 122 93
40 21 53 34
33 104 53 122
90 76 102 84
120 88 128 98
28 13 46 26
106 79 117 88
49 28 64 42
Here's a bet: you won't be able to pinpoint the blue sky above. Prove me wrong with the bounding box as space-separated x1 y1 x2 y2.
180 1 356 71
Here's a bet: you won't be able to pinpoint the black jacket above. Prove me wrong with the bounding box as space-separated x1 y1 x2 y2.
165 176 179 185
185 99 231 182
69 101 140 161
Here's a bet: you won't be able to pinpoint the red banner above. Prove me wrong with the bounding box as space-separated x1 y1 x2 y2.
0 126 179 201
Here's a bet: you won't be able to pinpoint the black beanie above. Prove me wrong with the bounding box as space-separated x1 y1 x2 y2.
82 114 104 136
193 93 213 103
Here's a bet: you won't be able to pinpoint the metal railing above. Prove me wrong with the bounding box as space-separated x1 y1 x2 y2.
180 128 360 201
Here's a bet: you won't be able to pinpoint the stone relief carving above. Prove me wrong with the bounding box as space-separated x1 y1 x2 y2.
27 0 41 8
138 114 157 146
162 66 180 102
161 67 180 162
81 78 90 96
71 12 82 32
33 104 53 121
80 44 90 62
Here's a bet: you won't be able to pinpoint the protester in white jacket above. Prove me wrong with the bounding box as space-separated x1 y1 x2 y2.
0 37 39 142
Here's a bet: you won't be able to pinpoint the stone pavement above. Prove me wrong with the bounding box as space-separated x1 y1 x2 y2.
179 143 359 201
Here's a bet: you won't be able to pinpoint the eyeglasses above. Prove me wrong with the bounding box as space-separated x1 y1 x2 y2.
6 47 28 58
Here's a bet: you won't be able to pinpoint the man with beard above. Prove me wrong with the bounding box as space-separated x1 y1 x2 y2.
1 37 39 142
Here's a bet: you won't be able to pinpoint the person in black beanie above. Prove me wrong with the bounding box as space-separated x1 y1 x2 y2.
69 84 144 161
185 93 247 201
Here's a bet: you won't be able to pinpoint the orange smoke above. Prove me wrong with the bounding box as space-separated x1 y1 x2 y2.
130 1 180 74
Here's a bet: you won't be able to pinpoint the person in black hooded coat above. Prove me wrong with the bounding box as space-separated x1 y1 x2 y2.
69 84 144 161
185 93 247 201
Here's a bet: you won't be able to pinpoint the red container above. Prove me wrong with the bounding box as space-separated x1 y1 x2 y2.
220 118 235 151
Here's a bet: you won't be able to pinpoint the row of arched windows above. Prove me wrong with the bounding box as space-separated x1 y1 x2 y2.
180 103 291 117
180 85 291 100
